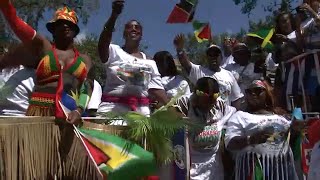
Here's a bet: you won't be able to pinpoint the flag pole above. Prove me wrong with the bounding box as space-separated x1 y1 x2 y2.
73 124 104 179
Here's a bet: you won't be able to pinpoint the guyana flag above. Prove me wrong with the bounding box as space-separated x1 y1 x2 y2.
192 20 211 43
74 127 157 179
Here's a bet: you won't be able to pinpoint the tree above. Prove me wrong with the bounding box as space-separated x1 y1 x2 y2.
75 35 106 87
232 0 298 15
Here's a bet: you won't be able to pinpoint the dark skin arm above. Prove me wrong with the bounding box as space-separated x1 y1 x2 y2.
227 129 271 151
174 34 192 74
231 98 242 111
0 38 45 69
98 0 124 63
148 89 169 107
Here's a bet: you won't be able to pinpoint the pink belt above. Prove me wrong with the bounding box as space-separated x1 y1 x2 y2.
101 95 150 111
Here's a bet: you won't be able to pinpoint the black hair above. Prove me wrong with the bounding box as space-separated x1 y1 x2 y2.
153 51 178 76
275 11 296 35
195 77 219 95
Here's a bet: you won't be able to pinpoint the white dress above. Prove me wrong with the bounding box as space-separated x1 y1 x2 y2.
174 95 236 180
161 75 191 98
225 111 299 180
0 66 35 116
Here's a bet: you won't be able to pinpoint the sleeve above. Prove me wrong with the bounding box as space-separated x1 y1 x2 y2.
228 71 244 102
180 80 191 95
106 44 118 65
188 62 203 85
217 100 237 130
1 3 36 43
224 112 246 147
87 80 102 110
172 95 190 116
148 61 164 90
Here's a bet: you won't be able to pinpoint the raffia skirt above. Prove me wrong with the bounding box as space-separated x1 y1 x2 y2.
0 92 101 180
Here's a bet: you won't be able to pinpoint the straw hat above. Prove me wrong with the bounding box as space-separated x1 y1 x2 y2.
46 6 80 35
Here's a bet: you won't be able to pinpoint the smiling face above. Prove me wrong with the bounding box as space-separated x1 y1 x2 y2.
123 20 142 42
245 87 267 109
206 47 222 71
52 20 77 41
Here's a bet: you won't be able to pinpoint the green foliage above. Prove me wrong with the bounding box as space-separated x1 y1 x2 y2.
75 35 106 87
99 90 197 165
248 15 274 32
232 0 297 15
184 33 209 66
7 0 99 30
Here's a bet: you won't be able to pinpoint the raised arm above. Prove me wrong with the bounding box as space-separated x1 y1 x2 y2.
0 1 51 51
0 38 44 69
174 34 192 74
98 0 124 63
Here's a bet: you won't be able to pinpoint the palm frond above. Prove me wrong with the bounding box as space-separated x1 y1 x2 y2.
98 89 197 164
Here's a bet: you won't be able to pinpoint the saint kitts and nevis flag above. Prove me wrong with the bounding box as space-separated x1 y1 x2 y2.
74 127 157 179
166 0 212 43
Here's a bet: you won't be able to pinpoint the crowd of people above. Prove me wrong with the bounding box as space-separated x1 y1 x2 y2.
1 0 320 179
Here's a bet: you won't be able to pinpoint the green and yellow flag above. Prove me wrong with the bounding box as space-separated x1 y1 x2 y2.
247 28 275 52
193 20 212 43
75 127 157 179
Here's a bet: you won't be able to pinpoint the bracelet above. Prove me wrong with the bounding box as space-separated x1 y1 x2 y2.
74 109 82 116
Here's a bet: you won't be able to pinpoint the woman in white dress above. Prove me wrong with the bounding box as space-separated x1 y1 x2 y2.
225 80 304 180
153 51 191 98
173 77 236 180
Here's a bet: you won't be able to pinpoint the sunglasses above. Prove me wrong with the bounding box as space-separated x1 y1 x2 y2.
245 88 265 96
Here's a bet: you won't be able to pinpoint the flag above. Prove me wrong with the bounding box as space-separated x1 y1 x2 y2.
166 0 198 23
292 107 303 121
74 127 157 179
292 119 320 175
193 20 211 43
247 28 275 52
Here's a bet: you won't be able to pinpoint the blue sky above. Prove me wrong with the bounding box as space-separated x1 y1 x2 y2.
37 0 273 56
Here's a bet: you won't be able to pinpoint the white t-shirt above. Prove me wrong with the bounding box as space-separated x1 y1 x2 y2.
0 67 35 116
174 95 236 180
103 44 164 97
87 80 102 110
225 62 262 92
220 55 235 68
288 12 320 49
225 111 298 180
189 63 244 105
161 75 191 98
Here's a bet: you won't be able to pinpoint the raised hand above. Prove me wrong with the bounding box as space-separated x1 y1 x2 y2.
249 128 273 145
174 34 185 51
112 0 124 16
